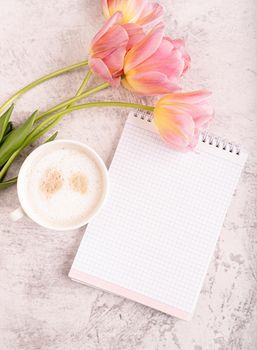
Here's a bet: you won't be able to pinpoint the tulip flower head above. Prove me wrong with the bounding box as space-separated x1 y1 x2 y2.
122 23 191 96
89 12 129 87
102 0 163 26
153 91 214 151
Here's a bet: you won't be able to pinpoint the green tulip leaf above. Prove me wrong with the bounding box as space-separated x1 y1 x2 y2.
0 110 37 168
0 104 14 143
0 176 17 190
0 122 14 146
4 121 13 136
44 131 58 143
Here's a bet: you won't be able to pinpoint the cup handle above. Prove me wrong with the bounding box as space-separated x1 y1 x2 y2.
9 207 25 222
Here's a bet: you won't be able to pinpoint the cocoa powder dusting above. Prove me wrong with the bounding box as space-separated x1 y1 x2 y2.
70 172 88 194
40 168 63 197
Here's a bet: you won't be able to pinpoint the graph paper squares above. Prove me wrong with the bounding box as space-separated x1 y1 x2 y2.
71 113 245 315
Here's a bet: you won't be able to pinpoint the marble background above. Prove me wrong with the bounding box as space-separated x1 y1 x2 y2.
0 0 257 349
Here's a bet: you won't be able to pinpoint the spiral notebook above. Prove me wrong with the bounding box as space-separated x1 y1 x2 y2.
69 111 247 320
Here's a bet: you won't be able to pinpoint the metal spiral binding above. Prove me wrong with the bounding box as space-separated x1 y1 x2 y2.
200 131 240 155
133 112 240 156
133 110 153 122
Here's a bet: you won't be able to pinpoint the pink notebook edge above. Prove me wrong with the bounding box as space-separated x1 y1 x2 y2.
69 268 191 321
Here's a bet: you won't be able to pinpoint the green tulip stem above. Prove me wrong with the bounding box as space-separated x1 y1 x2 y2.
0 148 21 181
31 101 154 147
66 70 92 110
35 82 109 122
38 101 154 128
68 101 155 113
0 60 88 115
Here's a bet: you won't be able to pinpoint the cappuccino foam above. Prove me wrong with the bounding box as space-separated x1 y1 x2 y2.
24 144 105 229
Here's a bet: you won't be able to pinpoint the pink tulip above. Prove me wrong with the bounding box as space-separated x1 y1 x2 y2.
153 90 214 151
122 23 145 50
102 0 163 26
122 23 191 96
89 12 129 87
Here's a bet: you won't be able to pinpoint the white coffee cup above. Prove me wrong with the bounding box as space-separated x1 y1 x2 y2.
10 140 109 231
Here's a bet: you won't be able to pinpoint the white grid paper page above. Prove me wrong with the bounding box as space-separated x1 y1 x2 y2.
71 113 246 316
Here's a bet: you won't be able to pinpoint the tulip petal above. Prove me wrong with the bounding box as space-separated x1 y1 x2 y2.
171 39 191 73
137 2 164 25
134 39 185 80
124 22 165 72
160 90 212 104
91 24 128 57
188 129 200 150
169 103 214 128
103 0 146 23
90 57 121 87
102 0 163 26
89 57 112 82
121 0 146 23
123 71 181 96
104 46 126 77
122 23 145 50
110 76 121 87
102 0 110 18
92 12 123 45
154 107 195 151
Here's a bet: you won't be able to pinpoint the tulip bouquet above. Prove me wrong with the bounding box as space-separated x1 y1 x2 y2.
0 0 214 190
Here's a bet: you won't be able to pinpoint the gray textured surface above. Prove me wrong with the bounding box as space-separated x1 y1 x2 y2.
0 0 257 349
